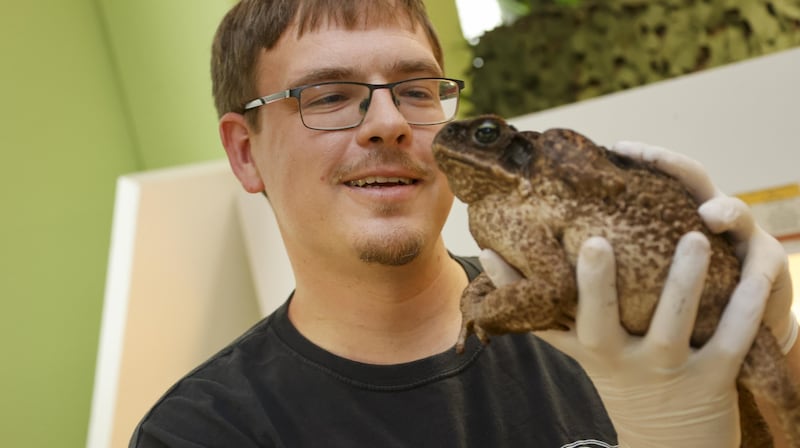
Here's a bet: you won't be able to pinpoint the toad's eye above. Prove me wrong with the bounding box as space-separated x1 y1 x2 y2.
474 120 500 145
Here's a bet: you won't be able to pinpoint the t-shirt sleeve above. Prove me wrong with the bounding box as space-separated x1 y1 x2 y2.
129 378 278 448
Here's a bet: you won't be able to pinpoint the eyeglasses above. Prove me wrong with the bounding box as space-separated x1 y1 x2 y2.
242 77 465 131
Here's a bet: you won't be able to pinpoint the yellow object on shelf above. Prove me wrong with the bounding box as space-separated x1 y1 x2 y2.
737 183 800 254
737 183 800 317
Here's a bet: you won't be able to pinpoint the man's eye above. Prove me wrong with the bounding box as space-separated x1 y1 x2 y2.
406 89 433 99
398 87 434 101
304 93 350 109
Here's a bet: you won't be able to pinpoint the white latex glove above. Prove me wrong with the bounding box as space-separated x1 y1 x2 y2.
612 140 798 354
480 140 799 445
481 232 769 447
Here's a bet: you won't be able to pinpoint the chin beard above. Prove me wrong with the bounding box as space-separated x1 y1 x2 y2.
356 228 425 266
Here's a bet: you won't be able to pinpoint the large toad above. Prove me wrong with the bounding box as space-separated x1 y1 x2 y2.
432 115 799 447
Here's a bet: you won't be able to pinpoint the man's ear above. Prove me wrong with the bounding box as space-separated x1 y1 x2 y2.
219 112 266 193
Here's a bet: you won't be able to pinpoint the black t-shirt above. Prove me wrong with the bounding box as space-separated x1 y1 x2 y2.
130 256 617 447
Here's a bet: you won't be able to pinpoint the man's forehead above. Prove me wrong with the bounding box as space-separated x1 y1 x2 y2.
257 25 441 88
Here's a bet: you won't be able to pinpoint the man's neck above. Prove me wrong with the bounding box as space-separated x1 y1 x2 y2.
287 242 469 364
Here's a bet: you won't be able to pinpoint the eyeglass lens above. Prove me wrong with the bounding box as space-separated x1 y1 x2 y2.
298 79 460 130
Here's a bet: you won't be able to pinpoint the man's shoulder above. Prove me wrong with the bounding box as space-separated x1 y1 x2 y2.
183 309 281 378
129 307 288 447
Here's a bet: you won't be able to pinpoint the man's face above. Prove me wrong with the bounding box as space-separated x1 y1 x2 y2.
242 22 455 266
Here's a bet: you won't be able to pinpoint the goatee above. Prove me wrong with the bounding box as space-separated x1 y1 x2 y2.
356 228 425 266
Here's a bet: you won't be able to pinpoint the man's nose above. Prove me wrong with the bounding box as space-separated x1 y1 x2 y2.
356 88 411 145
362 88 401 115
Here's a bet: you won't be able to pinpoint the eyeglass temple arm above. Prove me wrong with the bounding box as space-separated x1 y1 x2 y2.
243 90 291 111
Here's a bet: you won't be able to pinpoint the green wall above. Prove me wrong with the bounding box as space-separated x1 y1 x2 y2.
0 1 231 446
0 2 137 446
97 0 232 168
0 1 465 446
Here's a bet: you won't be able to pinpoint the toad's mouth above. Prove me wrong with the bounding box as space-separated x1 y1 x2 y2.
345 176 418 188
432 144 485 171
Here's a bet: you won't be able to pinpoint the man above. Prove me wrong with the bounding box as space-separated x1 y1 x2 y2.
131 0 800 446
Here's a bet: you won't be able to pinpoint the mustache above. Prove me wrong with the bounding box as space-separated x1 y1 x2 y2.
331 148 434 182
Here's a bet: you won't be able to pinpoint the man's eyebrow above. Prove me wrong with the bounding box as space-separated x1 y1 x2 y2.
288 67 358 88
287 59 443 88
386 59 443 78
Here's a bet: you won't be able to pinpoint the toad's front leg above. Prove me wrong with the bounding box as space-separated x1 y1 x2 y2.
456 272 495 352
456 261 576 353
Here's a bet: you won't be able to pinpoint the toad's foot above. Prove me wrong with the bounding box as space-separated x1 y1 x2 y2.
456 272 495 353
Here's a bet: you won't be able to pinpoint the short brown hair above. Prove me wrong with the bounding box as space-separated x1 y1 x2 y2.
210 0 444 126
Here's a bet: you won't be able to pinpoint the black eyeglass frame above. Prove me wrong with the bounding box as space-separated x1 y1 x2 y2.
242 77 465 131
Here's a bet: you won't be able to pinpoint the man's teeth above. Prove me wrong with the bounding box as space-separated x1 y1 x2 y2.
347 176 414 187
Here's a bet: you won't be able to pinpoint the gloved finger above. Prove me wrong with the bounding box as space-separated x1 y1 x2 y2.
611 140 720 203
739 230 787 284
699 274 769 379
762 265 796 347
698 196 796 351
479 249 523 287
738 231 795 349
697 196 754 240
645 231 710 368
575 237 627 352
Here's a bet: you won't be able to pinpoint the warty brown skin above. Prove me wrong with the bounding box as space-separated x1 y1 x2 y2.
432 115 800 447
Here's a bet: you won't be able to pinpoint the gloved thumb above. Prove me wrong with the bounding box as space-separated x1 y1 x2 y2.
479 249 523 287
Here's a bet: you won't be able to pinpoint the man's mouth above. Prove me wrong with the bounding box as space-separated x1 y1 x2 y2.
345 176 417 188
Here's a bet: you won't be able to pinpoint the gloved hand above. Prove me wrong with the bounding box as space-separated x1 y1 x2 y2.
481 233 768 447
612 140 798 354
478 140 797 446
